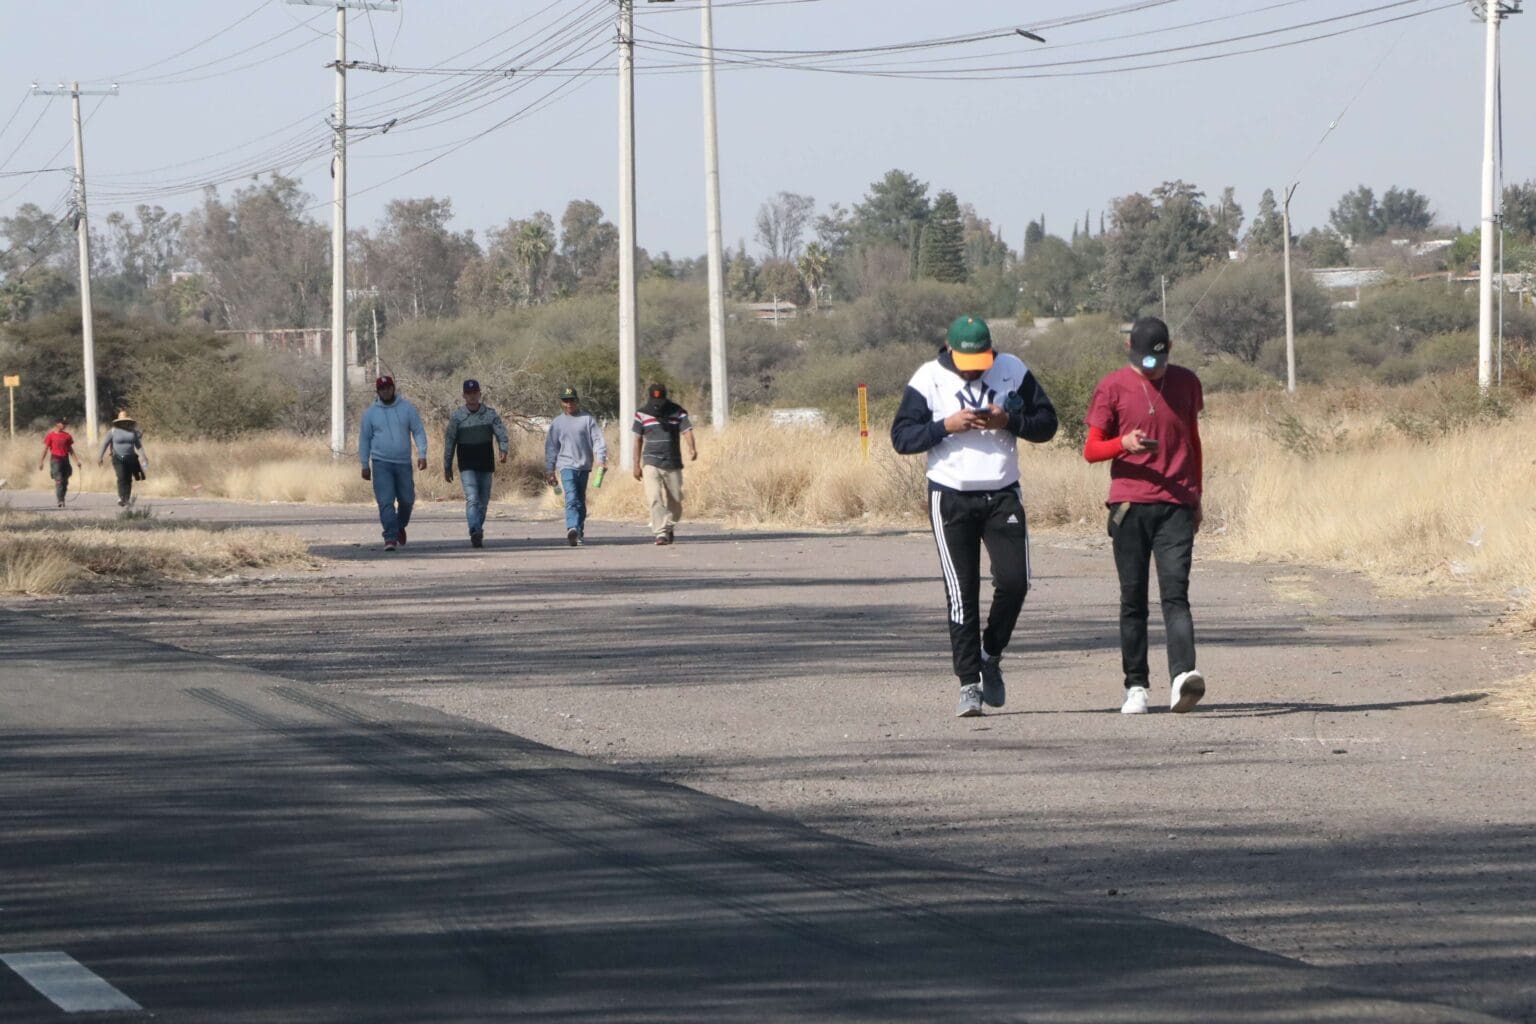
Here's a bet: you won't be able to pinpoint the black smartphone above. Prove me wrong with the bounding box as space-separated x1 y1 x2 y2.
1140 438 1160 452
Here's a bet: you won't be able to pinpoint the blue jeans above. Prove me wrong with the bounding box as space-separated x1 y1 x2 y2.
560 468 590 534
370 460 415 543
460 469 493 535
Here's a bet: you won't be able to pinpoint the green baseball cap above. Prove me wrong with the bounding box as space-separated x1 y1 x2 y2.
559 386 578 401
947 315 994 371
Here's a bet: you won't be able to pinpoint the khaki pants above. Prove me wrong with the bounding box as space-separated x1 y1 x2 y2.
642 465 684 536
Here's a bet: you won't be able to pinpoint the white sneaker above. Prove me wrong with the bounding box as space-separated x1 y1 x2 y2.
1120 686 1149 715
1171 670 1206 713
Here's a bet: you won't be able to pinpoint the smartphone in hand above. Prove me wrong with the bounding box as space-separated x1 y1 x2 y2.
1140 438 1160 452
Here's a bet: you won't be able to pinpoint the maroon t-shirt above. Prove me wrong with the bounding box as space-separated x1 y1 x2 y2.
1085 364 1204 507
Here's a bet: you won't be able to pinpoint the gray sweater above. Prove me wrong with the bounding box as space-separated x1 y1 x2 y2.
99 427 145 461
544 413 607 472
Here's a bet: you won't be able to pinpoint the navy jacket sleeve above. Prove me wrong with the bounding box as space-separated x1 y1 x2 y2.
890 385 948 454
1008 370 1058 444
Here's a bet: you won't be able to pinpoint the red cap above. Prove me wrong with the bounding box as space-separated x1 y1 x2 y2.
374 375 394 390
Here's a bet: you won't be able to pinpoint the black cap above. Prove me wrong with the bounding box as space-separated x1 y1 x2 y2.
462 378 481 393
647 383 668 400
1129 317 1171 372
559 386 578 401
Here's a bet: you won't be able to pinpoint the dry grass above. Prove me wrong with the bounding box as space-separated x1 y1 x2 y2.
1491 672 1536 731
0 505 317 595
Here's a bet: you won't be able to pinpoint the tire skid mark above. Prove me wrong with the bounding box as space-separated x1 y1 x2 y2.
183 687 868 957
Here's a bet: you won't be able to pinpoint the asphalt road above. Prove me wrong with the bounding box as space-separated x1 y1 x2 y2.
3 488 1534 1020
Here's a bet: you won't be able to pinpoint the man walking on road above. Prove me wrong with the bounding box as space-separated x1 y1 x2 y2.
631 383 695 546
891 315 1058 718
359 375 428 553
97 411 149 508
1083 316 1206 715
39 417 82 508
443 379 510 549
545 386 607 547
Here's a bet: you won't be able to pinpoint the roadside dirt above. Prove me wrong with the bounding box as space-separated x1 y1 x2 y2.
10 489 1536 1022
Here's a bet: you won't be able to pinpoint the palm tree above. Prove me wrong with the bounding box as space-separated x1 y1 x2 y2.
515 222 554 306
797 242 831 313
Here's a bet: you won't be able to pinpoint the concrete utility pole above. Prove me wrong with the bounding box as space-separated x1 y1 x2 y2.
1475 0 1520 394
1282 182 1299 393
618 0 640 469
288 0 397 457
700 0 729 431
33 81 116 446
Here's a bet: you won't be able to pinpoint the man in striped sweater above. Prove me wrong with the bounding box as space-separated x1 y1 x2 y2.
443 378 511 549
891 316 1059 717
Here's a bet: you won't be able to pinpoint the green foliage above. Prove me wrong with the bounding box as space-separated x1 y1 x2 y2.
0 310 223 427
1245 189 1284 254
1328 184 1435 244
1103 181 1228 317
1168 256 1331 363
128 347 289 439
1018 235 1084 318
1018 314 1125 447
1296 228 1349 267
1198 354 1279 393
1503 180 1536 243
853 280 976 348
1386 377 1511 442
918 191 967 284
851 169 930 252
771 341 932 421
1267 412 1349 458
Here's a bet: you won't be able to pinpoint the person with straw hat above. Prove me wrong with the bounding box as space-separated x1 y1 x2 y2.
97 410 148 508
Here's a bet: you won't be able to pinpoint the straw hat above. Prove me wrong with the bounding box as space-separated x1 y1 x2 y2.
111 410 136 427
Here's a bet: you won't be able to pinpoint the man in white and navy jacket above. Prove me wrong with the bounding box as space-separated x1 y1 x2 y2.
891 315 1058 717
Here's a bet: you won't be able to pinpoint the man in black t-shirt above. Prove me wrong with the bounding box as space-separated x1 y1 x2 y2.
630 383 696 545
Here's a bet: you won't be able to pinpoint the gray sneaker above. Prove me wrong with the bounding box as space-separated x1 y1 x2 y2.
955 683 984 718
980 655 1005 708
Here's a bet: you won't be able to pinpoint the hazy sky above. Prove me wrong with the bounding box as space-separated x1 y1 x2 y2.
0 1 1525 257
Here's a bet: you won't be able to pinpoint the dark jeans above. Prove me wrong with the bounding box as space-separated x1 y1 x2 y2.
111 453 141 504
1109 501 1196 689
928 486 1031 684
49 457 72 502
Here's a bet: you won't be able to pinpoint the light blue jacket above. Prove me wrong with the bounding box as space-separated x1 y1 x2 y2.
359 396 427 466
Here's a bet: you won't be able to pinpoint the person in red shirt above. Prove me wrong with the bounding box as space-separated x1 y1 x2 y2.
37 417 83 509
1083 317 1206 715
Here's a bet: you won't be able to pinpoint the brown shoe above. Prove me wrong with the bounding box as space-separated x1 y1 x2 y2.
654 535 670 546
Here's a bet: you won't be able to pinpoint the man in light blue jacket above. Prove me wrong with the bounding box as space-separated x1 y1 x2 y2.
358 375 428 552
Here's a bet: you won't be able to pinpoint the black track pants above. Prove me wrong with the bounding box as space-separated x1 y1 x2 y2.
927 486 1031 685
1109 501 1196 689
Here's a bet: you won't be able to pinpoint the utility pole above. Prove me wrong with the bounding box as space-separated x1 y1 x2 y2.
1282 182 1299 393
32 82 116 446
700 0 729 431
288 0 397 457
1475 0 1520 394
617 0 640 470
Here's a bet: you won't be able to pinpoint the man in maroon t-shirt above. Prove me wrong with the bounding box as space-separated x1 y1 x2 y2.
38 417 83 508
1083 317 1206 715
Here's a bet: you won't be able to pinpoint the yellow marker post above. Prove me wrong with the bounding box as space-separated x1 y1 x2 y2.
857 383 870 461
3 375 18 440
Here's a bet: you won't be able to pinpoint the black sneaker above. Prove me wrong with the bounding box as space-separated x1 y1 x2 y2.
980 654 1005 708
470 531 483 548
955 683 984 718
567 528 579 547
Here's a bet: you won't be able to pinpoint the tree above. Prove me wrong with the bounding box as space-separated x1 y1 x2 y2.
961 204 1008 274
1296 228 1349 267
1244 189 1285 254
1378 186 1434 236
1024 219 1045 254
1213 186 1244 248
757 259 809 308
851 169 929 252
104 204 183 293
797 241 832 311
1329 185 1381 244
725 242 758 300
557 199 620 293
754 191 815 262
814 202 853 257
1503 180 1536 242
0 202 78 321
1102 180 1226 317
183 174 329 329
356 197 477 323
918 190 967 283
515 218 555 305
1167 255 1330 363
1018 235 1081 318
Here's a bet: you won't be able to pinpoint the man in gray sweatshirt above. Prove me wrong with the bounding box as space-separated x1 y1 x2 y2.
544 386 607 546
443 378 511 549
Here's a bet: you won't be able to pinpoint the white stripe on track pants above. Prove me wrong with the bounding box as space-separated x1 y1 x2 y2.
927 485 1031 684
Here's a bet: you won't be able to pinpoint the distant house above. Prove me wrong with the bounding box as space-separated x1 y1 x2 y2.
1306 267 1388 310
218 327 360 367
744 300 798 323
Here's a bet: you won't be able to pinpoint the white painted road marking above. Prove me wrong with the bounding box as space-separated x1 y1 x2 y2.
1 952 142 1013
